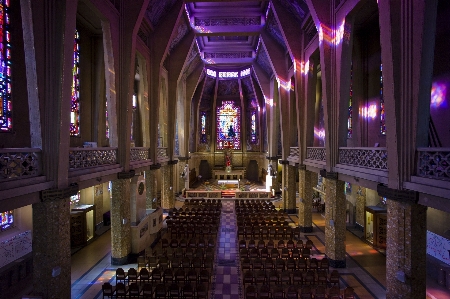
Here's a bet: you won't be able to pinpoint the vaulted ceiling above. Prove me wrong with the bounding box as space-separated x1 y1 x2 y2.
145 0 310 73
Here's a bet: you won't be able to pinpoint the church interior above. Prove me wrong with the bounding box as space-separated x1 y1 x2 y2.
1 0 450 298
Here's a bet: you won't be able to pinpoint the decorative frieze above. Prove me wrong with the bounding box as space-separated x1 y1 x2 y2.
130 147 150 161
68 148 117 169
306 147 326 161
377 184 419 204
204 52 252 59
0 149 41 180
417 148 450 181
194 16 261 27
41 183 79 201
339 147 388 170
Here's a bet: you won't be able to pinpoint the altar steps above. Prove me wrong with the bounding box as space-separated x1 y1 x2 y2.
221 190 236 198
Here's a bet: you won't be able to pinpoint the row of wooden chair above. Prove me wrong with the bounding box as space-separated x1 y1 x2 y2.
102 281 209 298
241 256 330 272
158 238 216 250
240 246 314 260
242 269 340 288
244 284 354 299
239 239 313 250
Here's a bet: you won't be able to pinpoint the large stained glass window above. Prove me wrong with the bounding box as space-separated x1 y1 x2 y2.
380 63 386 135
1 210 13 231
70 30 80 136
200 111 207 143
348 64 353 138
0 0 12 132
250 110 257 143
216 101 240 150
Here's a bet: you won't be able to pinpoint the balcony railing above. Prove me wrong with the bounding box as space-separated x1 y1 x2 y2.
69 147 118 169
0 148 42 180
306 147 326 162
287 147 300 163
157 147 169 162
417 148 450 181
339 147 388 170
130 147 150 161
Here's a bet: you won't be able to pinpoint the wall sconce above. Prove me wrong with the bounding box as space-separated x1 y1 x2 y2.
169 186 173 191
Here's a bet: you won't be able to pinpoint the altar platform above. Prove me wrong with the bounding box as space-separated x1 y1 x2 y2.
185 179 272 199
213 169 245 180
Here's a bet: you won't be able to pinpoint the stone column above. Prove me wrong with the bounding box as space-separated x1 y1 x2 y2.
93 184 104 227
324 175 346 268
32 197 71 298
161 164 174 209
355 185 366 231
145 168 159 209
130 176 138 225
111 179 131 265
298 167 314 232
385 198 427 299
283 163 296 214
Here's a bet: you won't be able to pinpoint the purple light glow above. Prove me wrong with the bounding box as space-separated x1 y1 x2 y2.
431 82 447 108
314 127 325 140
360 104 377 119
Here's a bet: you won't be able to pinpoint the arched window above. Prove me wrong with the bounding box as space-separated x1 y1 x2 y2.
200 111 207 143
70 30 80 136
380 63 386 135
348 64 353 138
216 101 240 150
0 0 12 132
0 210 13 231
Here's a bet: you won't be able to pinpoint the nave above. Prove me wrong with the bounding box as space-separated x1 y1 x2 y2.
70 199 448 299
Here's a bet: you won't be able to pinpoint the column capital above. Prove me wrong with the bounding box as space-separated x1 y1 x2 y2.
117 170 136 179
40 183 78 202
319 169 338 180
177 156 191 161
266 156 280 161
279 160 290 165
150 163 161 170
168 160 179 165
377 184 419 204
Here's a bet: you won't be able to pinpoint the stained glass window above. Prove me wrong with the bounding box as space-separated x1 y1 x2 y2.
380 63 386 135
0 0 12 132
200 111 207 143
348 64 353 138
105 99 109 139
70 30 80 136
131 94 137 142
0 210 13 231
250 110 257 143
216 101 240 150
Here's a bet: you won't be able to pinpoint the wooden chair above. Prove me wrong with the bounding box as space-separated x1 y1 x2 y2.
101 282 115 299
243 270 255 287
137 255 147 271
329 270 340 289
259 284 271 299
168 283 180 298
328 286 341 299
139 267 150 284
154 283 167 299
128 282 142 298
314 285 326 299
268 269 279 285
272 285 285 299
127 267 138 285
245 285 257 299
151 267 162 284
195 283 208 299
286 285 299 299
182 283 195 299
115 282 129 298
141 283 153 298
115 268 127 284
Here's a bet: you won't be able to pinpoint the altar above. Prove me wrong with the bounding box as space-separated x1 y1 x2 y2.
217 179 239 188
213 169 245 180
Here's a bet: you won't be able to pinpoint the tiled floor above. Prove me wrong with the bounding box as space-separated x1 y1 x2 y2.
71 198 450 299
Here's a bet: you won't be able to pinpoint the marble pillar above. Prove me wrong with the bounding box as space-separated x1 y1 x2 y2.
324 177 346 268
32 198 71 298
161 164 174 209
145 169 158 209
386 199 427 299
111 179 131 265
93 184 104 226
284 164 297 214
355 185 366 231
298 168 314 232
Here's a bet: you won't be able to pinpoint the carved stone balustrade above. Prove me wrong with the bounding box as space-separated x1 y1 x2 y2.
130 147 150 161
339 147 388 170
417 148 450 181
69 147 118 169
287 147 300 164
0 148 42 181
157 147 170 163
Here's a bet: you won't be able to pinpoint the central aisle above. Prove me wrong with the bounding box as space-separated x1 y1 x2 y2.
211 200 242 299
